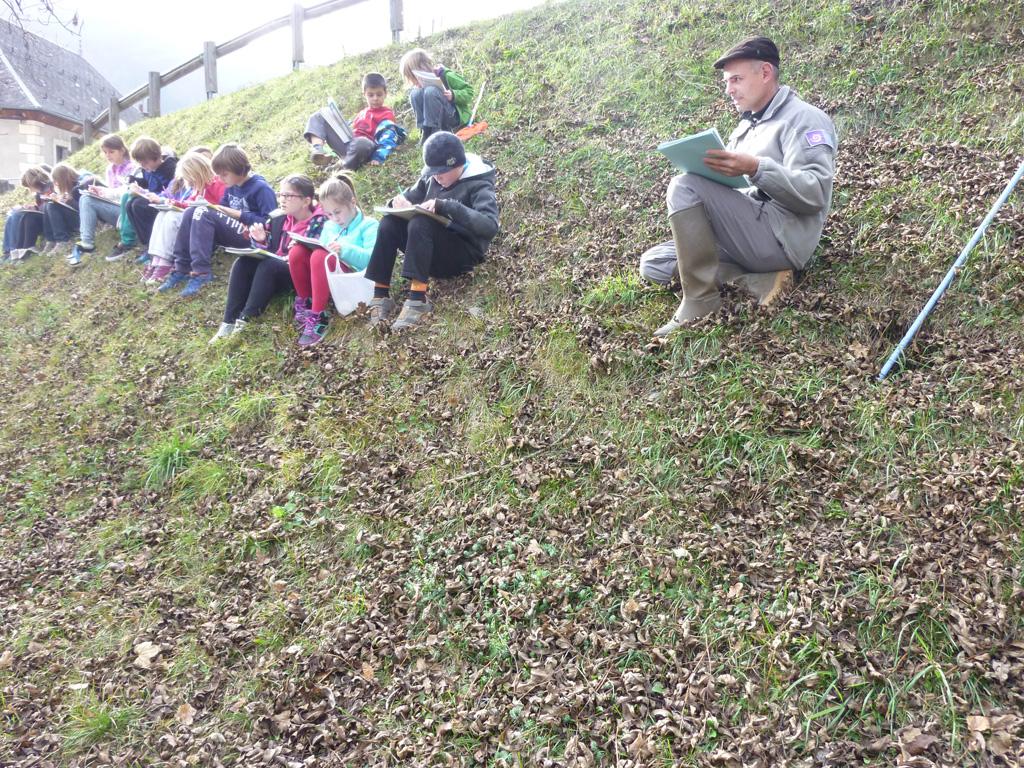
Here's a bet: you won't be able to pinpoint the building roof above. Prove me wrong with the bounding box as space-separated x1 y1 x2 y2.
0 18 140 128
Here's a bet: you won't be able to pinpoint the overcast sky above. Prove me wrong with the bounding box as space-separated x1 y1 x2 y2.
21 0 556 114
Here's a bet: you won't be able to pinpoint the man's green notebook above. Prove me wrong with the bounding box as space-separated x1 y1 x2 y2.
656 128 749 189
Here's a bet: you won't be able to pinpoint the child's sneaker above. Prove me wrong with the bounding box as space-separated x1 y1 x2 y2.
298 311 329 347
105 242 134 262
309 143 335 167
367 296 397 328
391 299 433 332
135 250 151 265
180 273 213 297
70 242 94 263
157 270 189 292
230 317 249 336
140 265 154 282
209 322 235 344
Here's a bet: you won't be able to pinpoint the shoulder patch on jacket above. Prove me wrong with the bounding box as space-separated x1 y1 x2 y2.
804 129 835 149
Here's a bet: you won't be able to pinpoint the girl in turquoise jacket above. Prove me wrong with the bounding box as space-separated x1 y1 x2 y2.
291 176 379 347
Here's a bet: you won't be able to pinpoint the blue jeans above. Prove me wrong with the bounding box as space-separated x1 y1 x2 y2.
2 209 48 252
3 209 26 253
78 194 120 247
408 86 460 131
46 201 80 243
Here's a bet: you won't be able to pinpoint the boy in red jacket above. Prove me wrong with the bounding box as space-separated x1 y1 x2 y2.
304 72 406 170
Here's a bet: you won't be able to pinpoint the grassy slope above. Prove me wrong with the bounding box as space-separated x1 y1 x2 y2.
1 0 1023 765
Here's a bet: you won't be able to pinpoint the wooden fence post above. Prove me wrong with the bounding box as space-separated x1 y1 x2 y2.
204 41 218 100
390 0 403 43
82 119 93 145
291 3 304 70
148 71 161 117
108 96 120 132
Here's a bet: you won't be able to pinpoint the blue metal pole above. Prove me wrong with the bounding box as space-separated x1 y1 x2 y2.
878 158 1024 381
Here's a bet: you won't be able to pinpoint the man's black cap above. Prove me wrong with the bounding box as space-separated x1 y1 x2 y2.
713 36 780 69
423 131 467 175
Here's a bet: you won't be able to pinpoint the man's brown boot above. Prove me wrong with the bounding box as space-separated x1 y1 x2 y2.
654 205 722 337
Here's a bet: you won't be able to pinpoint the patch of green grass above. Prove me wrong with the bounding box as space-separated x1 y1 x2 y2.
145 431 200 488
61 693 142 753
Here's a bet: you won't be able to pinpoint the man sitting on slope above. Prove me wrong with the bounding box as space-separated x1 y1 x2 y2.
639 36 838 336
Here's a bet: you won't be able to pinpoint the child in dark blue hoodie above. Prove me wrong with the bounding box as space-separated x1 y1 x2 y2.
106 136 178 263
158 143 278 298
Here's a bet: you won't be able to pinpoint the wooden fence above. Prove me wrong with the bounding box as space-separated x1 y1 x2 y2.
79 0 404 146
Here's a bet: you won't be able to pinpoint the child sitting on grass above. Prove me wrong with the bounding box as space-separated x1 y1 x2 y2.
399 48 474 143
158 143 277 298
288 175 378 347
209 174 324 343
366 131 498 332
142 150 226 286
46 163 97 256
69 134 136 266
3 165 54 262
304 72 406 170
106 137 177 263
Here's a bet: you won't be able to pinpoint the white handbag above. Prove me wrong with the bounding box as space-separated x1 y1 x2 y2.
326 257 374 316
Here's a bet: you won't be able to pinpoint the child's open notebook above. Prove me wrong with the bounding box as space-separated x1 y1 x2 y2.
323 98 354 143
224 246 286 261
45 197 77 212
374 205 451 226
149 203 182 212
287 232 323 248
413 69 446 91
657 128 749 189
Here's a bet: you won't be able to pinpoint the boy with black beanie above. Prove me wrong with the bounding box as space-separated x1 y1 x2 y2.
366 131 498 331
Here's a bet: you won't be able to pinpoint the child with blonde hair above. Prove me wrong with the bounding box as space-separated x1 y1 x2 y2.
158 143 277 298
287 175 378 347
399 48 474 143
69 134 136 266
141 151 226 285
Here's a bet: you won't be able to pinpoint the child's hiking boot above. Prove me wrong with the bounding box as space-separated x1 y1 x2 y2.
391 299 433 332
293 296 312 327
309 144 335 167
180 273 214 298
135 250 151 265
298 312 329 347
209 322 235 345
105 242 134 262
157 270 189 293
367 296 397 328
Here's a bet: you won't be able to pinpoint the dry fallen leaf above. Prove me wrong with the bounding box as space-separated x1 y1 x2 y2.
966 714 990 732
175 702 196 726
133 641 162 669
900 728 939 757
361 662 376 682
0 650 13 670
